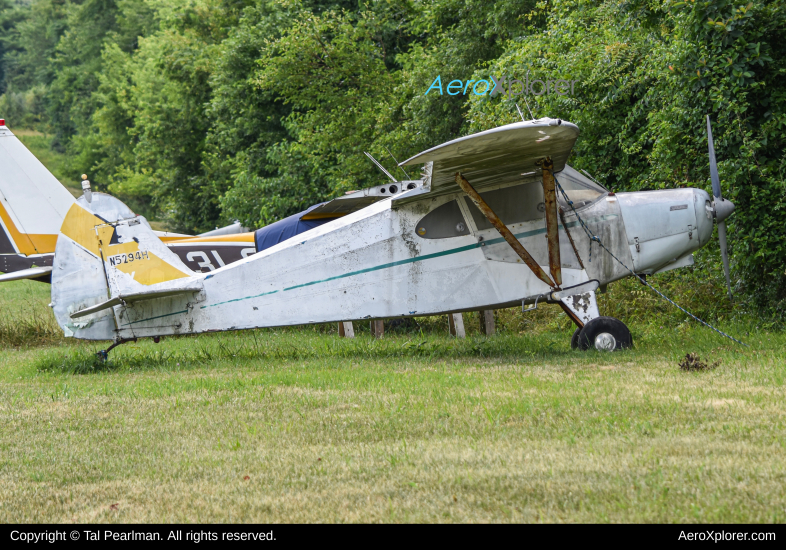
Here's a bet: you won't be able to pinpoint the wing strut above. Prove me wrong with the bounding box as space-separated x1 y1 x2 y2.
456 170 592 328
455 172 556 288
540 157 562 287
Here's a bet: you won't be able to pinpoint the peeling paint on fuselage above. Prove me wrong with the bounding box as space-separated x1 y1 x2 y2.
570 292 592 314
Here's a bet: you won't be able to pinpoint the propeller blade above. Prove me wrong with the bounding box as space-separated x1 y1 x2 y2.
717 220 732 299
707 115 722 199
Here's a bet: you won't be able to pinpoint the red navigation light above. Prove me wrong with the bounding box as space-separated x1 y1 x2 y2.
0 119 5 126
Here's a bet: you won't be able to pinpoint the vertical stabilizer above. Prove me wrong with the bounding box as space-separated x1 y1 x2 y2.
51 193 199 340
0 122 76 256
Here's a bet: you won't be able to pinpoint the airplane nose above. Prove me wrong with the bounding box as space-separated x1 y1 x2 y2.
714 198 735 223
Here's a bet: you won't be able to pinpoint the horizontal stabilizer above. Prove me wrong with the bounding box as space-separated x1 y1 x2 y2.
0 266 52 282
70 283 203 319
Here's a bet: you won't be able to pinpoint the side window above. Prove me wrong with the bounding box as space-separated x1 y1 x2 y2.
416 200 470 239
466 181 545 230
555 166 606 209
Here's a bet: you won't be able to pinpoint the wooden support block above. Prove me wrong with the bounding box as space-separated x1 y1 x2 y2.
370 319 384 339
448 313 466 338
480 309 495 336
338 321 354 338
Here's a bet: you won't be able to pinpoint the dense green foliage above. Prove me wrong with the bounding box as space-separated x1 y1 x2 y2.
0 0 784 319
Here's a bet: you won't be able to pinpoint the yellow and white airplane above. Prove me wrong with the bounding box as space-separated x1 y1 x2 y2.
0 119 261 282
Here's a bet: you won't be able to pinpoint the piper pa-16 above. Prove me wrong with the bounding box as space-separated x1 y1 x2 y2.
45 116 734 352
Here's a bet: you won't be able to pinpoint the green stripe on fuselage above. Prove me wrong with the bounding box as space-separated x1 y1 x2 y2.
196 214 616 310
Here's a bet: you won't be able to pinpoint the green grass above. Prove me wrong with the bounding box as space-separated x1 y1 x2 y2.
0 281 784 523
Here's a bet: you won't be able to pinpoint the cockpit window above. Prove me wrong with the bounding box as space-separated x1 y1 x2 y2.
555 165 608 209
416 200 470 239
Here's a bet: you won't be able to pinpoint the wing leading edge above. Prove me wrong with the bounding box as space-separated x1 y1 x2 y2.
399 118 579 198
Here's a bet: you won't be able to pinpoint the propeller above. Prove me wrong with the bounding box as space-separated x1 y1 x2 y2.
706 115 735 300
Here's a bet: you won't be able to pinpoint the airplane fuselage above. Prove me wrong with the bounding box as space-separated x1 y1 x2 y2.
53 185 712 341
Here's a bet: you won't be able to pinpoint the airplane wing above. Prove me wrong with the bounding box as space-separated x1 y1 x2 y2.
299 195 383 220
397 117 579 201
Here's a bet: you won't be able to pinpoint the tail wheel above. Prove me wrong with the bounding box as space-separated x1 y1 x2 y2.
575 316 632 351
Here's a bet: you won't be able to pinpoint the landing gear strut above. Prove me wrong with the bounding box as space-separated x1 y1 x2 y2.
572 316 632 351
96 337 137 361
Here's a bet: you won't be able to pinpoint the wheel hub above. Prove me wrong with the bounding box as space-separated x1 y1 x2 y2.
594 332 616 351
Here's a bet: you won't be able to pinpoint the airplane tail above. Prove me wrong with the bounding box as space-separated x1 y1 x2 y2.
0 121 76 256
51 193 202 340
0 120 77 280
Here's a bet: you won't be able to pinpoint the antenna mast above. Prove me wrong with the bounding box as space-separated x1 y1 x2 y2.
364 152 398 183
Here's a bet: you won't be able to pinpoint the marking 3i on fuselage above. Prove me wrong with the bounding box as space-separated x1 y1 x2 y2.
48 117 736 352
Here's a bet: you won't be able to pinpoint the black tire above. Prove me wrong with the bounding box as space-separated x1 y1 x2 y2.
571 327 581 350
576 316 632 351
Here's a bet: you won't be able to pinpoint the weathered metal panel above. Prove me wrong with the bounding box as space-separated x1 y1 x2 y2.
617 189 711 274
559 290 600 326
617 189 697 244
560 196 632 284
51 229 115 339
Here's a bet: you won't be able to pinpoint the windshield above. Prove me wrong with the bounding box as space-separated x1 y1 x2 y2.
555 165 608 209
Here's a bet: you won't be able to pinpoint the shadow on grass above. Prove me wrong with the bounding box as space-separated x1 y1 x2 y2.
32 321 763 376
34 331 584 375
36 347 120 374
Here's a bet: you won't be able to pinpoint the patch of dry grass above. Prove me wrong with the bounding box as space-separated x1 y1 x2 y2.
0 279 64 348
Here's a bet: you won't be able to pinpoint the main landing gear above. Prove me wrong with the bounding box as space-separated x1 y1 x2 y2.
571 316 632 351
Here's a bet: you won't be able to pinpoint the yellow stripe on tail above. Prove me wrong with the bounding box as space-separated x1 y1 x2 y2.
60 203 191 286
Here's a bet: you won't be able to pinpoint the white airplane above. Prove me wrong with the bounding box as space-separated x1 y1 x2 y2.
46 116 735 353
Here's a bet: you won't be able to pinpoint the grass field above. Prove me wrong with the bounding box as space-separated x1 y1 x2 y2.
0 279 784 523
